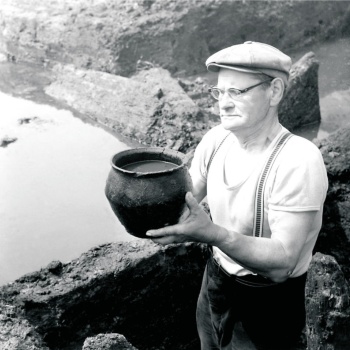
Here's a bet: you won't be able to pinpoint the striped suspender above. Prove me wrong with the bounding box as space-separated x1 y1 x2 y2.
253 131 293 237
207 130 293 238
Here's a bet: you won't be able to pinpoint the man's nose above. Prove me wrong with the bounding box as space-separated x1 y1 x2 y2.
220 92 235 109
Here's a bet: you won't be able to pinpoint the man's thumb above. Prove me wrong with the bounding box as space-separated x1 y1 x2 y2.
185 192 198 209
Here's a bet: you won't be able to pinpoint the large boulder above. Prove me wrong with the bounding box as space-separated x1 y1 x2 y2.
82 333 138 350
279 52 321 130
0 0 349 77
44 64 206 151
0 300 50 350
314 125 350 281
0 241 209 350
305 253 350 349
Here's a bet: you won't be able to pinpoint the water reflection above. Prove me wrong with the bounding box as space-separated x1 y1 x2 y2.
0 92 138 286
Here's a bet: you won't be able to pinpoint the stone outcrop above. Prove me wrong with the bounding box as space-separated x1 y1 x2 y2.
45 64 207 151
45 51 320 152
315 126 350 281
305 253 350 350
0 0 349 77
82 333 138 350
278 52 320 130
0 300 50 350
0 241 209 350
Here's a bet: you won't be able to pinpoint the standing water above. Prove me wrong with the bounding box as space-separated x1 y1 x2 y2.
0 90 138 286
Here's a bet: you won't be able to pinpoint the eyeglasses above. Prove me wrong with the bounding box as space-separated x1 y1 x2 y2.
208 80 272 100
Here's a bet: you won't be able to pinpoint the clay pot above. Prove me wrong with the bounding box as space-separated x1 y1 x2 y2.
105 147 193 238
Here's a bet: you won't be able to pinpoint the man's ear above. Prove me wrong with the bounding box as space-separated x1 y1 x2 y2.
269 78 285 106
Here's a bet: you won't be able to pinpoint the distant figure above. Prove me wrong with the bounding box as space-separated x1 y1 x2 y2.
147 41 328 349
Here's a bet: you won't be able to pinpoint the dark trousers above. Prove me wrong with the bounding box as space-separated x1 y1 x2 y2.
196 255 307 350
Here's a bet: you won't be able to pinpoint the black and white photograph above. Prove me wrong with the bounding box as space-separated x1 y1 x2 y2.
0 1 349 349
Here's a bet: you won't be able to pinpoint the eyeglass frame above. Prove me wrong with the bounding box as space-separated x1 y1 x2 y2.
208 79 273 100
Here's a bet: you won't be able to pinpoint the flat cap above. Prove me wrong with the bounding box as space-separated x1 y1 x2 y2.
206 41 292 86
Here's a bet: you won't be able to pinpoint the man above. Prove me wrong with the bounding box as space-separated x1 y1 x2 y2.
146 41 328 349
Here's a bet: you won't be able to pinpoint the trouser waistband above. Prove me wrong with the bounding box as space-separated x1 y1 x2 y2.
210 253 278 287
208 245 307 287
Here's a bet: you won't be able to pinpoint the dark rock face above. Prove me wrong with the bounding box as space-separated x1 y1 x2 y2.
305 253 350 350
0 241 209 350
279 52 321 131
314 126 350 281
0 300 50 350
303 125 350 349
0 0 349 77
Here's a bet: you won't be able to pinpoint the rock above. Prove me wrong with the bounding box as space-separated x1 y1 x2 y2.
45 64 211 150
0 1 349 77
0 241 209 350
279 52 321 130
18 116 39 125
320 90 350 135
44 64 163 141
314 126 350 281
131 67 200 120
318 125 350 183
82 333 138 350
46 260 63 275
0 300 50 350
0 135 17 147
305 253 350 349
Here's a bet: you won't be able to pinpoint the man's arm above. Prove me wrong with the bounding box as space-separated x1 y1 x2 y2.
147 192 318 283
192 179 207 204
213 210 317 282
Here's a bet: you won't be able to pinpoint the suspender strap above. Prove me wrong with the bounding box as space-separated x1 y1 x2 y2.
206 129 293 238
253 131 293 237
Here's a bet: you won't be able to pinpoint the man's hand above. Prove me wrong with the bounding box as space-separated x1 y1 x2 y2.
146 192 218 245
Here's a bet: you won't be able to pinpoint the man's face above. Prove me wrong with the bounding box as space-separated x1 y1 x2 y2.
217 68 272 133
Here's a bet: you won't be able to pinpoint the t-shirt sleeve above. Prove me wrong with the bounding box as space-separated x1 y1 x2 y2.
268 139 328 212
189 126 222 185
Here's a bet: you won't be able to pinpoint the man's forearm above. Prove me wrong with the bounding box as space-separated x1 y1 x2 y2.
211 225 294 282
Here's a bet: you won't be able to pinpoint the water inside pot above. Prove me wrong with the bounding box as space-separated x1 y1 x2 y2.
122 160 177 172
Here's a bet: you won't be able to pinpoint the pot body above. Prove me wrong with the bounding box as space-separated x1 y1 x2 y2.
105 147 193 238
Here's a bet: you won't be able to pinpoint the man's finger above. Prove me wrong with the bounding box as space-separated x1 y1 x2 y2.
146 225 179 238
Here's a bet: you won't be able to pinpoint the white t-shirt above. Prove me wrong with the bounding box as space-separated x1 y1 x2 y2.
189 124 328 278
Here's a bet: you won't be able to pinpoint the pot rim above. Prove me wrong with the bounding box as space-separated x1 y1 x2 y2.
110 147 188 177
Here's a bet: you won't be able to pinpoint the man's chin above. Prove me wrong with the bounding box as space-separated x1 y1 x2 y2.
220 118 241 131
